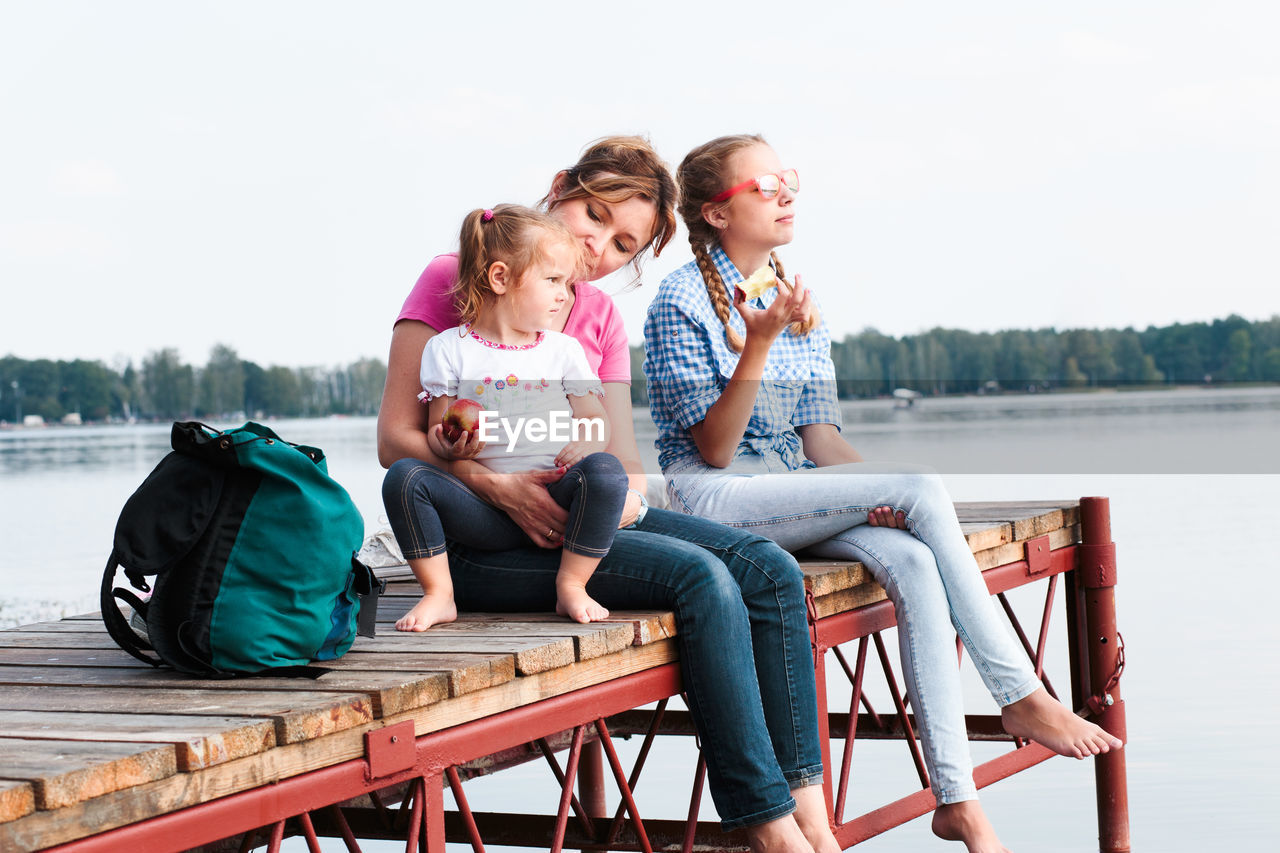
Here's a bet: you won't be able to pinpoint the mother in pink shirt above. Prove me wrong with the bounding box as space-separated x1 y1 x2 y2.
376 137 840 852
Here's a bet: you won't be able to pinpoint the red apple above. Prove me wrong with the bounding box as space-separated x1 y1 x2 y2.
441 398 483 442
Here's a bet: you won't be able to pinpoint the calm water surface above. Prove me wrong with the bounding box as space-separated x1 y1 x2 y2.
1 387 1276 851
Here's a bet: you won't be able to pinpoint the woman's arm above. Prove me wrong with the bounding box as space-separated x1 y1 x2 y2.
689 278 813 468
376 319 439 468
796 422 862 465
598 381 646 528
376 319 568 546
687 340 770 468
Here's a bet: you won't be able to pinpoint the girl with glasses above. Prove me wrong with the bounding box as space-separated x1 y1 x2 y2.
377 137 840 852
643 134 1123 853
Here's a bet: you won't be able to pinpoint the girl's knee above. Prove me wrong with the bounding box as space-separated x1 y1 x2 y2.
578 451 627 484
898 469 952 518
382 457 422 501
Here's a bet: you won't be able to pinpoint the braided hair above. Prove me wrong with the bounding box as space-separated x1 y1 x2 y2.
676 135 817 353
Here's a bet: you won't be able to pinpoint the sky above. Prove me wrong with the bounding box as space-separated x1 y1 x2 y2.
2 1 1277 370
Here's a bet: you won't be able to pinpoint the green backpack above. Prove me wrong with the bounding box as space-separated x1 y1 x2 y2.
101 421 382 676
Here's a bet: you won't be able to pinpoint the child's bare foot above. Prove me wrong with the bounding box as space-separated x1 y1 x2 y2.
555 581 608 624
1002 687 1123 758
395 593 457 631
932 801 1010 853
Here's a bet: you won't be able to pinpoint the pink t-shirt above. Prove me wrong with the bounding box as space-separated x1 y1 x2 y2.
396 254 632 384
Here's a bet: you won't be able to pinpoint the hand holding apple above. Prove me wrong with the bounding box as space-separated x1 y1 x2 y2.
441 398 484 442
427 398 486 461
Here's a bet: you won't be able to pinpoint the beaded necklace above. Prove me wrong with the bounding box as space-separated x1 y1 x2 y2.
464 323 544 351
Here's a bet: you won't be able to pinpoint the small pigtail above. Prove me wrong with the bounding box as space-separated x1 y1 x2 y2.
453 208 491 326
690 237 745 353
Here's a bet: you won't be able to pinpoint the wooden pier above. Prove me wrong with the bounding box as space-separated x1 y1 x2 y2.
0 498 1130 852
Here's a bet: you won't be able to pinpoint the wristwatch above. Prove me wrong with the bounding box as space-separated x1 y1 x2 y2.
627 488 649 528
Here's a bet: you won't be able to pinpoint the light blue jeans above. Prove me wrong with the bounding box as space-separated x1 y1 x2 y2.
666 457 1041 804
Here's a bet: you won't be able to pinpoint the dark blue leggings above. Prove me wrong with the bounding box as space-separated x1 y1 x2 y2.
381 452 628 559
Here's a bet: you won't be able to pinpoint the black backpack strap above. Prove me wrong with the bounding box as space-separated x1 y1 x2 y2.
354 557 386 640
100 552 164 668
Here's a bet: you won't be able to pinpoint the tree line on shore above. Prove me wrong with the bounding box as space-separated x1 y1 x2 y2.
628 313 1280 403
3 314 1277 424
0 344 386 424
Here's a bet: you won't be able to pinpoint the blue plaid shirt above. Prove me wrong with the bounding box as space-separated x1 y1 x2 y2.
642 246 842 474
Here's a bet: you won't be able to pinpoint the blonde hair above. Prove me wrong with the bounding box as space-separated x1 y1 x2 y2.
452 204 588 326
540 135 678 283
676 134 818 353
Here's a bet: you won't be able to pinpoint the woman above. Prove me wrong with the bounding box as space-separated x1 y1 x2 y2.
377 137 838 853
642 134 1123 853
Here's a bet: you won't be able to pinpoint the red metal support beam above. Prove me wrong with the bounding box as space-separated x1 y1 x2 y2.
1079 496 1131 853
578 742 608 821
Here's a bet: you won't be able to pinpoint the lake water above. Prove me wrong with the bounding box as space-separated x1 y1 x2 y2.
2 387 1277 851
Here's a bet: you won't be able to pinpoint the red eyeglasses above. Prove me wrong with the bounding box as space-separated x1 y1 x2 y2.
711 168 800 202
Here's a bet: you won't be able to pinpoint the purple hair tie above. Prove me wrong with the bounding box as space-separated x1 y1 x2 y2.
481 209 494 222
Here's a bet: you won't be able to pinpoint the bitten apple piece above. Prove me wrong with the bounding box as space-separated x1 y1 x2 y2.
734 265 778 303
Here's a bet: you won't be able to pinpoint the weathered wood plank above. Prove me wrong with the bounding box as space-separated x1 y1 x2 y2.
954 502 1075 540
0 648 151 668
0 738 176 810
0 730 372 850
974 525 1078 571
0 633 119 649
605 611 678 645
0 646 486 703
0 711 274 771
397 638 681 735
0 667 446 718
346 634 575 676
812 582 889 620
3 622 109 634
439 611 678 648
367 620 636 662
321 652 515 696
799 561 871 598
0 686 372 744
960 521 1014 552
0 779 34 823
954 499 1078 518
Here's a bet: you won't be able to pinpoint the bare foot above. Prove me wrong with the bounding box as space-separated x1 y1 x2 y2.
932 801 1010 853
395 593 457 631
555 584 609 623
744 814 814 853
791 786 840 853
1002 687 1123 759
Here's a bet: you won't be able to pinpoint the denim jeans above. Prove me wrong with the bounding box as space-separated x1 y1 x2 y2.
391 493 824 830
667 458 1041 804
382 453 628 559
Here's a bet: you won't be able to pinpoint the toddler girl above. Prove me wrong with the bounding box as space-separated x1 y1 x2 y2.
385 204 627 629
